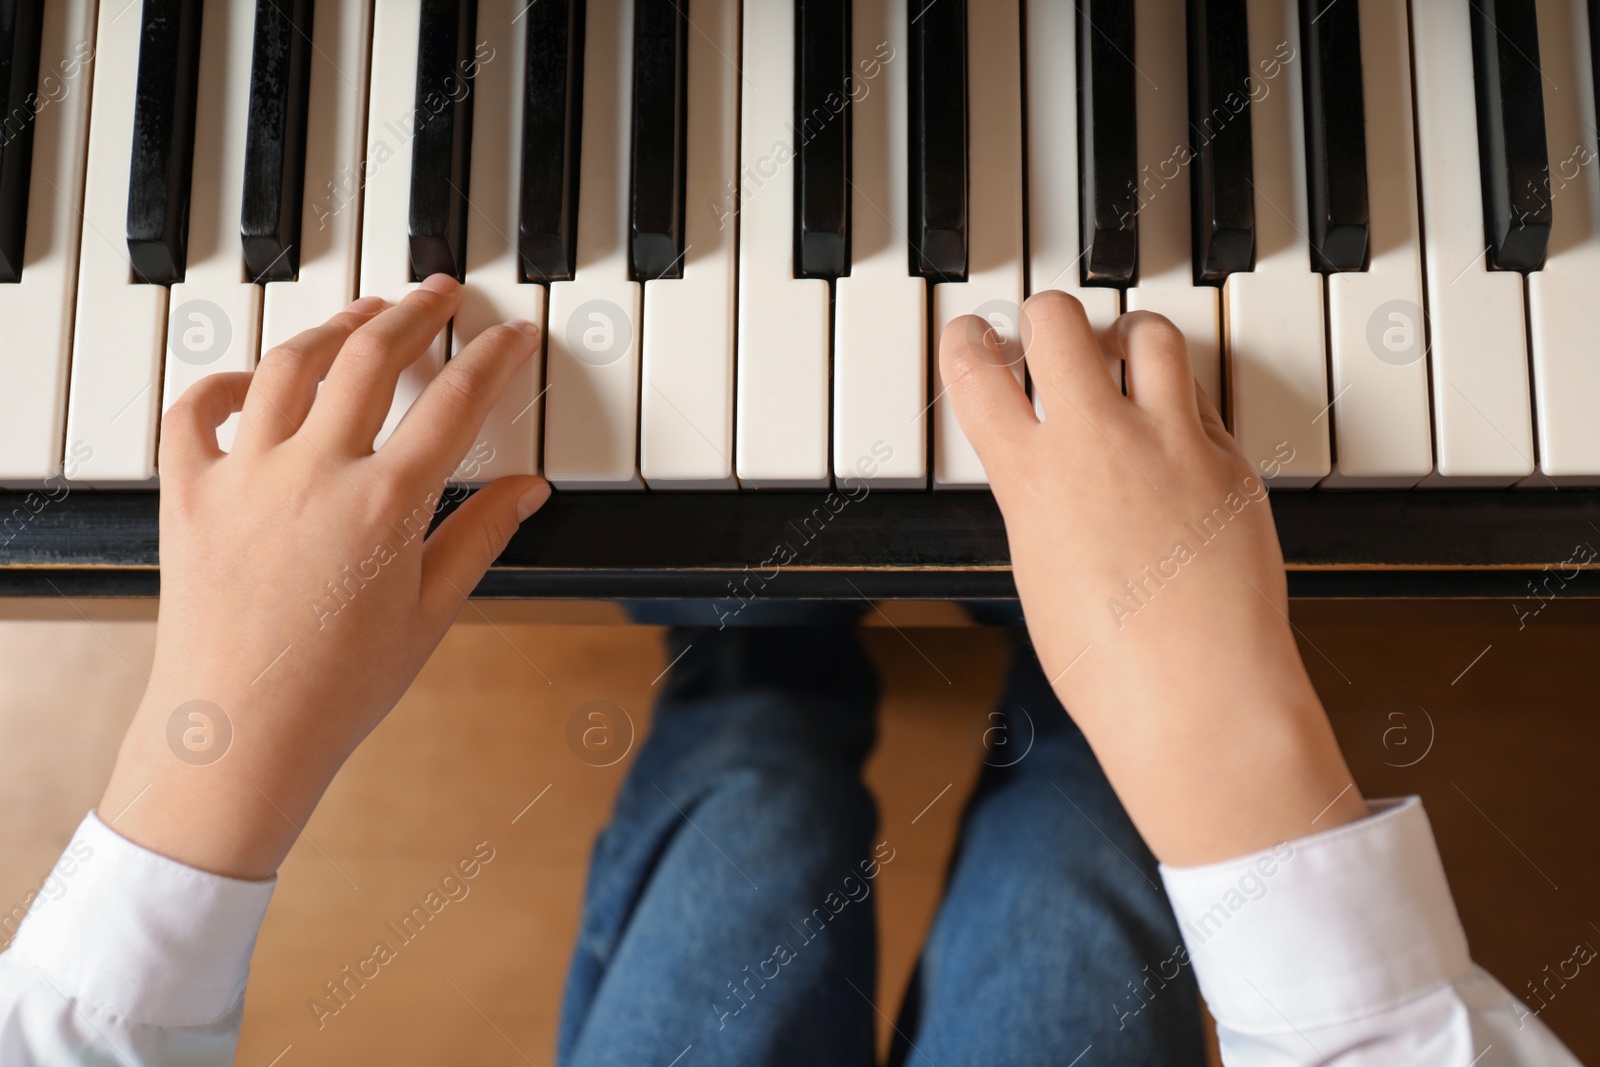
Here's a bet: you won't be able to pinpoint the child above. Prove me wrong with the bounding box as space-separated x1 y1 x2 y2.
0 276 1579 1065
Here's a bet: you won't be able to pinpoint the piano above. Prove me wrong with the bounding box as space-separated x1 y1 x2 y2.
3 0 1600 601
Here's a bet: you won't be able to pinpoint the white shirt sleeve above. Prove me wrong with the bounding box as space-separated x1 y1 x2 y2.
1 800 1582 1064
1161 797 1582 1066
0 812 275 1066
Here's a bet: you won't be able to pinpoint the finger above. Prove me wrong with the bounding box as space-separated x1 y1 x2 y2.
234 296 387 453
939 314 1039 460
302 274 464 454
1195 377 1231 446
159 371 255 474
1101 311 1201 425
378 320 540 487
419 476 550 626
1018 290 1118 408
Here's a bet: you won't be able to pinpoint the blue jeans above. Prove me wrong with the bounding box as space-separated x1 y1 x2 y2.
558 627 1204 1066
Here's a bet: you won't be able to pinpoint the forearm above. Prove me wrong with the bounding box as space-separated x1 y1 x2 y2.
99 686 345 882
1027 570 1366 866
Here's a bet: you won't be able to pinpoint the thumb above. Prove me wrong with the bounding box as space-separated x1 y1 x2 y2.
420 476 550 624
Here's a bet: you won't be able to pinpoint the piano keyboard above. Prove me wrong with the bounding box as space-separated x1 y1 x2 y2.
3 0 1600 493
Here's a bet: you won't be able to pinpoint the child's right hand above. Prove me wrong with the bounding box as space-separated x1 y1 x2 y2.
941 293 1367 866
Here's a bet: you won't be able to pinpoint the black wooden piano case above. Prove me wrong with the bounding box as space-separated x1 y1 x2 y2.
3 488 1600 600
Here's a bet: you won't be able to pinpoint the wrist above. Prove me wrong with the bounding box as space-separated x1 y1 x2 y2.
98 691 337 880
1075 676 1367 867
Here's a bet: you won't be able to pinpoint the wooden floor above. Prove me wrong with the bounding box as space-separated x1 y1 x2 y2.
1 600 1596 1064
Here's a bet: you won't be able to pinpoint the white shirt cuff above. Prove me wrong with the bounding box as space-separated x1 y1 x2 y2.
1160 797 1473 1033
9 812 276 1026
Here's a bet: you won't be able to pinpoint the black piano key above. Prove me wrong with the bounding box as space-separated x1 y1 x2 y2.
1471 0 1551 272
795 0 850 279
241 0 315 283
1187 0 1254 284
1591 0 1600 171
520 0 583 283
0 0 44 283
408 0 478 281
126 0 205 285
1300 0 1368 272
629 0 687 281
1077 0 1137 286
908 0 966 280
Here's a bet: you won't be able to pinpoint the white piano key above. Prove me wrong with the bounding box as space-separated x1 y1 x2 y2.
832 0 925 487
0 0 94 485
1525 0 1600 484
260 0 371 351
735 0 830 488
1410 0 1535 483
1224 0 1328 486
1124 0 1221 408
1023 0 1121 410
932 0 1025 489
543 0 642 489
640 0 738 489
66 0 168 484
358 0 445 450
161 1 261 453
1321 0 1433 488
451 0 544 484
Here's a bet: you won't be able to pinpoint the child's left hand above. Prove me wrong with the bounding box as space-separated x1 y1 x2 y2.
99 275 548 880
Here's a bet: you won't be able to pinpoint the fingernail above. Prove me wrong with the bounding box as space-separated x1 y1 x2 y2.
347 295 385 314
516 481 551 522
420 273 460 294
508 319 540 339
